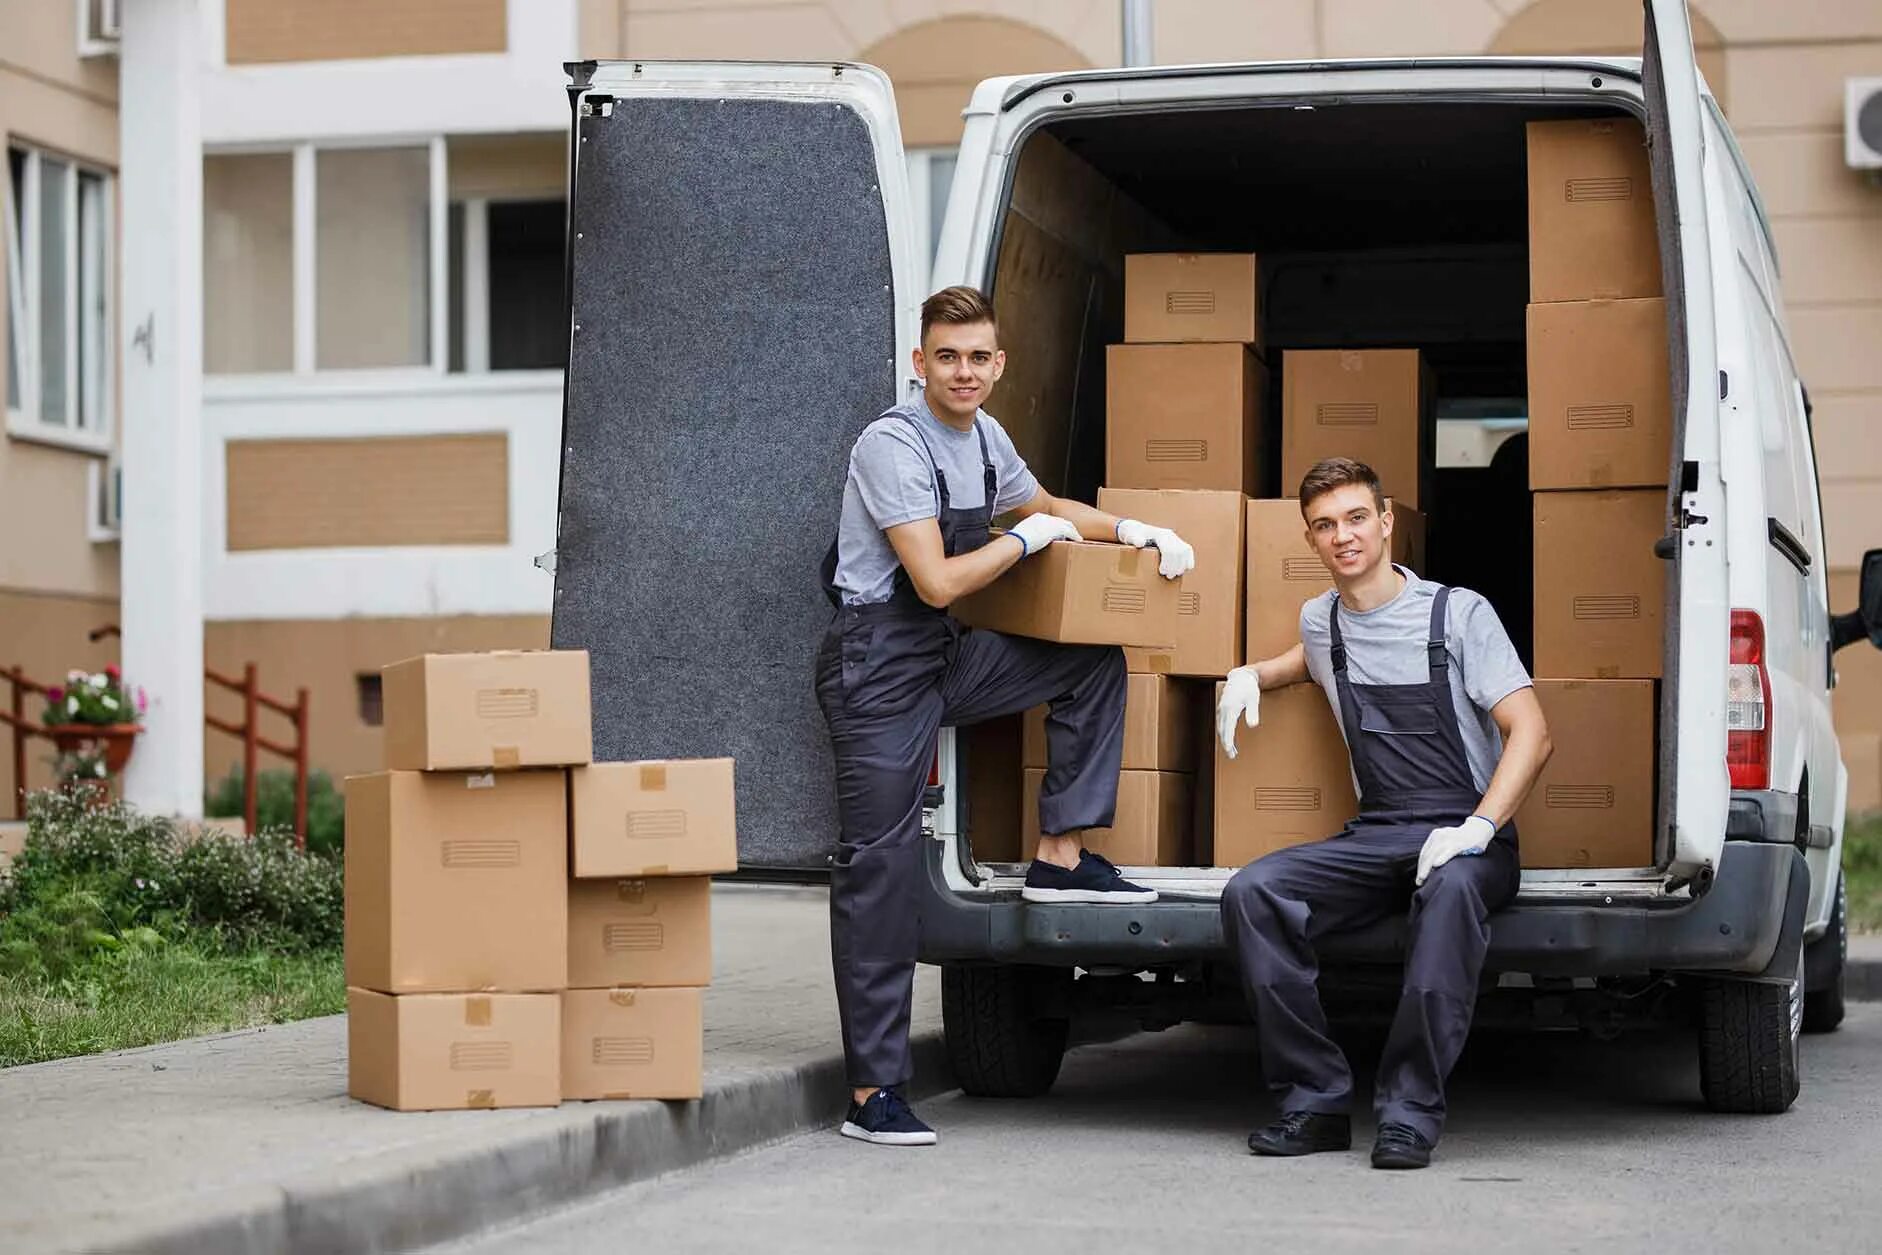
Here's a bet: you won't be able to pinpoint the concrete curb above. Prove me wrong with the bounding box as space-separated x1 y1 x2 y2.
91 1031 951 1255
1846 957 1882 1004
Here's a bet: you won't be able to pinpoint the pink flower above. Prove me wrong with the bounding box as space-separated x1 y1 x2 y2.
104 664 121 682
136 687 148 714
46 686 64 703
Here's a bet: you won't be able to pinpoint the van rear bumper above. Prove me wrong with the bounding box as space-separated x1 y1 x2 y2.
918 839 1805 979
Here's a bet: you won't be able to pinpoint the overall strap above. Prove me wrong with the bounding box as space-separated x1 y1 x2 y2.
1328 593 1348 676
973 418 997 503
889 410 950 511
1426 584 1452 683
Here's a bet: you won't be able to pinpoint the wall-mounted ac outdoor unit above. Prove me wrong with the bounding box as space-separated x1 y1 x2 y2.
1847 77 1882 170
78 0 121 59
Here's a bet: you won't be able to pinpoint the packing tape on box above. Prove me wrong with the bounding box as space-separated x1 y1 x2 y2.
614 879 650 904
492 746 521 769
1117 547 1142 576
464 996 492 1026
639 763 668 790
607 989 639 1007
465 772 496 790
1145 653 1173 674
467 1089 496 1108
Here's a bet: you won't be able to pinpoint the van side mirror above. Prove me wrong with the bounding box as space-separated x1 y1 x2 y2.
1831 547 1882 652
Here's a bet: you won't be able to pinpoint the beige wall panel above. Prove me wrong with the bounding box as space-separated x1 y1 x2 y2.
1323 0 1502 57
1484 0 1726 103
1831 570 1882 742
0 63 121 166
1724 42 1882 132
1788 308 1882 394
1769 218 1882 306
843 1 1120 71
0 590 120 809
1808 393 1882 481
580 0 625 58
0 441 117 597
1736 131 1882 221
202 615 550 784
224 435 510 552
623 5 856 61
0 4 118 103
225 0 507 65
1821 480 1882 569
1694 1 1882 45
859 15 1096 146
1154 0 1319 63
447 134 567 200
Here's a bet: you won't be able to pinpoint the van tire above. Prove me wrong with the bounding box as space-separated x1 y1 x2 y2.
1803 875 1847 1034
1696 960 1802 1114
941 963 1070 1098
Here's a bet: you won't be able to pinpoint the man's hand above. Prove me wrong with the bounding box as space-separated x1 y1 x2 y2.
1115 519 1196 580
1415 816 1496 886
1007 513 1081 557
1216 666 1261 760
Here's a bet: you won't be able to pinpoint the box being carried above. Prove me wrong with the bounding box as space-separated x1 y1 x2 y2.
1124 252 1261 346
570 758 738 879
1244 498 1425 662
1212 681 1356 868
382 650 592 771
1097 487 1247 676
347 989 560 1111
950 540 1181 648
1105 345 1267 495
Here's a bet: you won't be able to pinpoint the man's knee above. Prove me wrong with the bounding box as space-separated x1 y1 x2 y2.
1413 859 1491 912
1223 858 1288 917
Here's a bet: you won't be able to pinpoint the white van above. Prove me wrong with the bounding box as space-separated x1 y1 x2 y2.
554 0 1882 1115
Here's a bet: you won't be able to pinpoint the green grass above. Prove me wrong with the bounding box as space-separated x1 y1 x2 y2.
1845 811 1882 934
0 942 343 1068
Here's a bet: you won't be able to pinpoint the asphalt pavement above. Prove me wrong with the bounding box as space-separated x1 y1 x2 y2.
441 1003 1882 1255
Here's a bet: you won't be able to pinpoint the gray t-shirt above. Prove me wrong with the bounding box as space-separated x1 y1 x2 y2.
832 395 1041 606
1300 567 1532 793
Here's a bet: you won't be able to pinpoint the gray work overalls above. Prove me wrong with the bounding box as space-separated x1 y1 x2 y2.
816 406 1128 1089
1220 584 1521 1143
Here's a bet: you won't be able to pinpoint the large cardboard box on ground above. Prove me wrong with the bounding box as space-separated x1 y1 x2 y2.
1244 498 1426 662
1533 489 1666 679
1281 349 1432 510
568 876 712 989
1097 487 1247 676
1527 118 1662 303
1124 252 1261 346
1022 673 1200 772
561 987 704 1101
950 540 1181 648
570 759 738 879
382 650 592 771
1527 298 1671 489
1106 345 1267 494
1213 681 1356 868
347 989 560 1111
1022 768 1193 866
1516 680 1655 869
344 770 568 993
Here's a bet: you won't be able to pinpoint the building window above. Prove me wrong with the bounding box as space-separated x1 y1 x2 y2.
5 144 113 448
448 197 566 373
204 152 294 374
355 673 384 727
317 147 432 369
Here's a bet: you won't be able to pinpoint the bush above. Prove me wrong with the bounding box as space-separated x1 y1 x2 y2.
205 767 345 858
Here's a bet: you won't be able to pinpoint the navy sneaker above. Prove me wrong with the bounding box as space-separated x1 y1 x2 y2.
1371 1122 1434 1169
1021 849 1158 904
840 1088 938 1147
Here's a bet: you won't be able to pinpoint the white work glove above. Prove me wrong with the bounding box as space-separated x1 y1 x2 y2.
1415 816 1497 886
1215 666 1261 760
1115 519 1197 580
1007 513 1081 557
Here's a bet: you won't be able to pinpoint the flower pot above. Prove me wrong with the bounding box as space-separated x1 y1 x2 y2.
43 723 144 775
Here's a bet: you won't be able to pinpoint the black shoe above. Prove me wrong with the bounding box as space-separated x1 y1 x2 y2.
1247 1110 1352 1157
1021 849 1158 904
839 1088 937 1147
1371 1121 1433 1169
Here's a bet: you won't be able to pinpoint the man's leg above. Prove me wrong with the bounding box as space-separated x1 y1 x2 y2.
1373 838 1521 1143
1220 830 1409 1117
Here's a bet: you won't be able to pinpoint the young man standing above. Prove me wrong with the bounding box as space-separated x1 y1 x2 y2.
1215 457 1551 1169
817 286 1196 1147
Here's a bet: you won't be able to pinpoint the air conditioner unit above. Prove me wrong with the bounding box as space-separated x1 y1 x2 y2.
1847 77 1882 170
78 0 121 58
88 456 122 541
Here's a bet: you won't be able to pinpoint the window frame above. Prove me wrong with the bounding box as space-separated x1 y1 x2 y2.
451 191 568 375
4 142 115 456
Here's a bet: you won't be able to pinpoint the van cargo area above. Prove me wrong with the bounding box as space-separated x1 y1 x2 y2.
954 99 1675 891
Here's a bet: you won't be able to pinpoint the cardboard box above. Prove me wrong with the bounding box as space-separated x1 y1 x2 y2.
1124 252 1260 346
1516 680 1655 869
1022 673 1200 773
1106 345 1267 494
561 987 704 1101
1097 487 1247 676
1527 298 1671 489
950 540 1181 649
382 651 592 772
570 759 738 879
344 770 567 993
962 715 1024 863
568 876 712 989
1844 731 1881 817
1244 498 1426 662
1527 118 1662 303
347 989 560 1111
1212 682 1356 867
1533 489 1666 679
1280 349 1432 510
1022 768 1193 866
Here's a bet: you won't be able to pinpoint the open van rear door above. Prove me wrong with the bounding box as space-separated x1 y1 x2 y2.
551 62 917 870
1643 1 1729 880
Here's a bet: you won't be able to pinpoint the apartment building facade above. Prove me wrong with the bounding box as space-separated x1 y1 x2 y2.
1 0 1878 811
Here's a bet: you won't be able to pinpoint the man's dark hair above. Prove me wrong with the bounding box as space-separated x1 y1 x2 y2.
920 286 998 342
1298 457 1387 514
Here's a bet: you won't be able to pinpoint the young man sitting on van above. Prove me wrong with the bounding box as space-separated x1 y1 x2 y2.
1215 457 1551 1169
817 285 1197 1146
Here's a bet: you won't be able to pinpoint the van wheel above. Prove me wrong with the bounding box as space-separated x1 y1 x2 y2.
1803 875 1847 1034
1696 954 1803 1114
941 963 1070 1098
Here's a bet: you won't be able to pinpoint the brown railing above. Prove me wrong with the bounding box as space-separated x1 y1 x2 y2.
205 664 312 849
0 665 53 819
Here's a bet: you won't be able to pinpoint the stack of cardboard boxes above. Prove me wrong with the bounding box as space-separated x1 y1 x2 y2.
344 650 736 1111
1516 117 1667 870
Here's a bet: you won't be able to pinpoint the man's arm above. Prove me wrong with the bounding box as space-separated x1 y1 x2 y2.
884 517 1026 608
1250 643 1309 690
1009 488 1120 542
1473 687 1552 828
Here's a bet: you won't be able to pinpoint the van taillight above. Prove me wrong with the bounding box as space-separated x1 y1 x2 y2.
1727 609 1771 790
928 748 941 788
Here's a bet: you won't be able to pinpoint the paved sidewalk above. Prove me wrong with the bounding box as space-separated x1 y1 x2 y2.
0 884 944 1255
